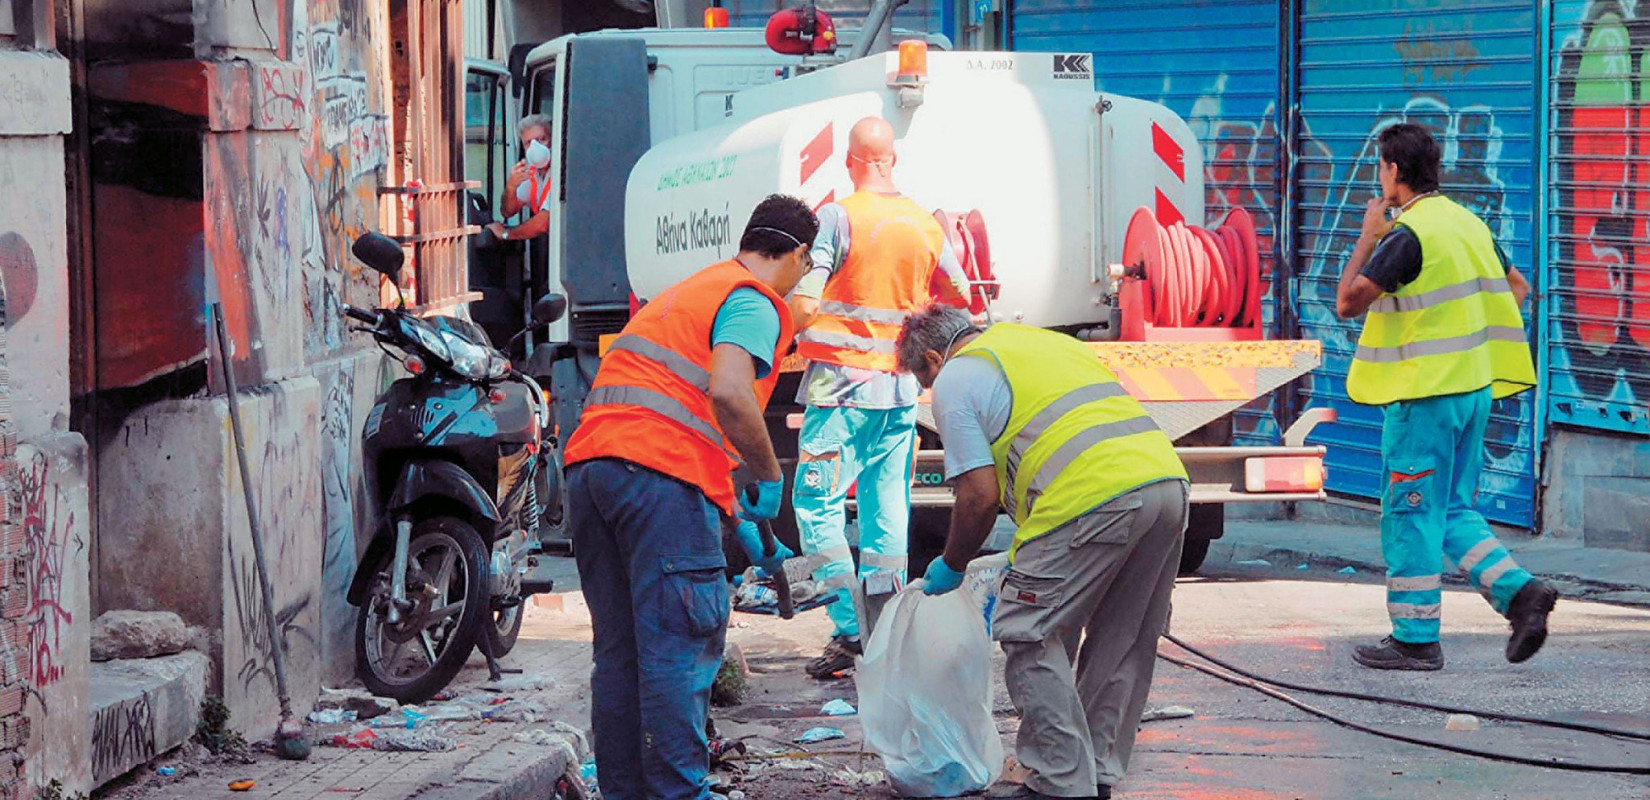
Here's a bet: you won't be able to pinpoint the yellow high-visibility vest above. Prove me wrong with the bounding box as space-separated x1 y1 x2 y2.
1347 195 1536 406
954 324 1187 561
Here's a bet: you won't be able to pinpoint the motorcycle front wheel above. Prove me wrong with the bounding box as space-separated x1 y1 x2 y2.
355 516 490 704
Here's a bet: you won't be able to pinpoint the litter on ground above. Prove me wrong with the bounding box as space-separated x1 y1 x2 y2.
820 699 856 716
795 727 846 744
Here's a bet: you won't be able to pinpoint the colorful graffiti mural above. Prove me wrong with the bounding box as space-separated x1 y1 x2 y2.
1550 0 1650 433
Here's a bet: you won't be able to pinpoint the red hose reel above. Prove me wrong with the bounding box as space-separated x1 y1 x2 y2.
1119 205 1264 342
932 209 998 314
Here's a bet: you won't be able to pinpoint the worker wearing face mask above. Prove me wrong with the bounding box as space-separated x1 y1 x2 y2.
488 114 554 242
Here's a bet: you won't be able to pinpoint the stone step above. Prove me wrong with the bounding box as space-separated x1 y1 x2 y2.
90 651 209 789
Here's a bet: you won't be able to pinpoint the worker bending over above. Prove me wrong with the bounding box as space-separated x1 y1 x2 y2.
901 306 1187 800
563 196 816 800
1336 122 1554 670
790 115 970 679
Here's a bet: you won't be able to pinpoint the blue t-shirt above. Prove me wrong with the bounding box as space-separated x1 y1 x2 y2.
711 287 782 378
930 354 1013 482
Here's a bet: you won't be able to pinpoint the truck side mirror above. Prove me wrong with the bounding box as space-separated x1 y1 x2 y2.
351 232 405 286
531 294 567 327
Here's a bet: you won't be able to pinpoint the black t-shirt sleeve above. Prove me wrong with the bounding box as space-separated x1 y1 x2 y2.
1360 225 1424 293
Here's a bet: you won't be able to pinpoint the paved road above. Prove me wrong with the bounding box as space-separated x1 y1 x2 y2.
719 561 1650 799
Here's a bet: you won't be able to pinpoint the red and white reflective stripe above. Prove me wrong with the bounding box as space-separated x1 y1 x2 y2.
1151 121 1186 227
797 120 838 211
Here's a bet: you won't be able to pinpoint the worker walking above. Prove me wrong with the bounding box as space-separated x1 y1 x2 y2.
1335 122 1554 670
899 306 1188 800
563 195 818 800
790 116 971 679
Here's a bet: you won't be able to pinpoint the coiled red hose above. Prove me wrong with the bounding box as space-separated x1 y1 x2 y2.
1123 206 1262 328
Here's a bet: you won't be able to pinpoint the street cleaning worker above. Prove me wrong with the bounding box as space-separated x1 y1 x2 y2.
563 195 818 800
1336 121 1555 670
899 305 1187 800
486 113 554 242
790 115 971 679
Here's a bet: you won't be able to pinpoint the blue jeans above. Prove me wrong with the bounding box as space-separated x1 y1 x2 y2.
1380 387 1533 644
792 404 916 639
570 459 729 800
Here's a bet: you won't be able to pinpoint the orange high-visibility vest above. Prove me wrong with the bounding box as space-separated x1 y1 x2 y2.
526 171 552 213
796 191 946 372
565 260 795 515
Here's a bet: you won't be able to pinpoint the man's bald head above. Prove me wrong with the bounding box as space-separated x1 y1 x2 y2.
846 116 897 191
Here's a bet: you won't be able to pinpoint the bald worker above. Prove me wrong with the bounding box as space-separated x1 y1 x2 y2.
791 116 971 679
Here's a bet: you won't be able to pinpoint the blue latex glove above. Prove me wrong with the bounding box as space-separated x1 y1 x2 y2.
922 557 965 596
739 478 785 521
733 519 793 576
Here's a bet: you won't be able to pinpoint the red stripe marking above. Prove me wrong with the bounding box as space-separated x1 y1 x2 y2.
1160 368 1211 400
1152 122 1185 181
799 122 833 185
812 190 836 213
1155 188 1184 227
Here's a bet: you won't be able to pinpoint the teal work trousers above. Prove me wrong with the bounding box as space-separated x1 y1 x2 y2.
793 404 916 639
1380 386 1533 644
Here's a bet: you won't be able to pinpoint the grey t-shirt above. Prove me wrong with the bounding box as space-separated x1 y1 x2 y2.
929 354 1013 482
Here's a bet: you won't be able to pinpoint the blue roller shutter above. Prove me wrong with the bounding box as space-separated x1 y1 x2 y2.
1295 0 1540 525
1011 0 1286 447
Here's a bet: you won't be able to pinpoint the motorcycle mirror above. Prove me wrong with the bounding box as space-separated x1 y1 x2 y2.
351 232 405 285
531 294 568 327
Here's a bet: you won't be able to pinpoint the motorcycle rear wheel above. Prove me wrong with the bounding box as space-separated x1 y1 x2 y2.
355 516 490 704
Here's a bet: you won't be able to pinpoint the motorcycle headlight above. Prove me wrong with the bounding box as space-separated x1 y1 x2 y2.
443 332 509 381
404 320 453 363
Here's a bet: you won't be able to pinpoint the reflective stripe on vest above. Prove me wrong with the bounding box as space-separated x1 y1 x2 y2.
815 300 911 326
1353 325 1527 364
1006 414 1162 519
583 385 727 450
798 328 898 355
607 334 712 392
1369 275 1511 314
1003 382 1131 503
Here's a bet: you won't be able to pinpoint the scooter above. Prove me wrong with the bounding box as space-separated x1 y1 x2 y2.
343 231 568 703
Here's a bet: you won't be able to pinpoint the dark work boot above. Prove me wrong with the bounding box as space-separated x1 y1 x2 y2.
1505 579 1558 664
804 634 862 680
1353 636 1444 671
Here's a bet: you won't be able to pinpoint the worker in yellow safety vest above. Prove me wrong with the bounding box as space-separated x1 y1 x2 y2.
1336 121 1553 671
897 305 1187 800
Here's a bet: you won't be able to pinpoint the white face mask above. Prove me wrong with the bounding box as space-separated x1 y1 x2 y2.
526 139 551 169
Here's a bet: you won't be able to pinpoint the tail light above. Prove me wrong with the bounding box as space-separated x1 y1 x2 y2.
405 355 426 376
1244 456 1325 493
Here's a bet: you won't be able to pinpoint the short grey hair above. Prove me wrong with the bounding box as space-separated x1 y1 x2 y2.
518 114 552 138
897 304 977 373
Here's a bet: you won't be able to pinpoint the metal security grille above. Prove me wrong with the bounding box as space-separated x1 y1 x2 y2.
1295 0 1539 525
1011 0 1285 448
1548 0 1650 435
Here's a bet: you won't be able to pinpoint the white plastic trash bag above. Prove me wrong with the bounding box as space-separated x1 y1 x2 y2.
855 579 1005 797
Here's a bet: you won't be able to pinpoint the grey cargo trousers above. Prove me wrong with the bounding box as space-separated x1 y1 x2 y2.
992 478 1189 797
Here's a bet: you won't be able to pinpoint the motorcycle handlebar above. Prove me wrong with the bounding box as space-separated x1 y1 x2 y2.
342 305 378 324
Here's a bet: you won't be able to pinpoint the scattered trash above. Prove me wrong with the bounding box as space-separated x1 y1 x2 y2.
373 730 457 752
482 674 554 693
317 689 396 721
1140 705 1196 722
731 621 752 629
431 692 453 702
795 727 846 744
832 767 886 787
1338 566 1358 575
1297 564 1310 570
156 767 177 777
727 791 747 800
580 758 599 794
483 699 550 723
1445 714 1481 732
550 721 592 761
418 703 482 723
708 737 747 766
820 699 856 716
1235 559 1272 567
228 780 256 791
513 729 562 746
327 727 378 749
308 708 358 725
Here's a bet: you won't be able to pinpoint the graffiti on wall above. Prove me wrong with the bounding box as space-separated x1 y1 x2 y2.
317 363 358 679
90 690 154 785
16 452 80 694
1552 0 1650 430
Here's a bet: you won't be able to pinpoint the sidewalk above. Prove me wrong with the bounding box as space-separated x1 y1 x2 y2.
100 599 596 800
1212 518 1650 605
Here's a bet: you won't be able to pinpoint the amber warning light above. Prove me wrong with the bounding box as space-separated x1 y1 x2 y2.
704 6 729 29
896 39 929 83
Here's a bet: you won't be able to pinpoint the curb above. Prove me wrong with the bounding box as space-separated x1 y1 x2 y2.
413 746 572 800
1210 539 1650 608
